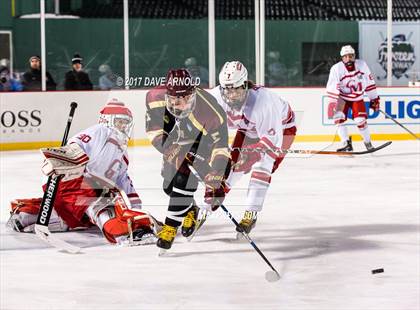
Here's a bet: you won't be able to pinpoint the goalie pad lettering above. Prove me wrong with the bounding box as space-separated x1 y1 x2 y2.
40 143 89 178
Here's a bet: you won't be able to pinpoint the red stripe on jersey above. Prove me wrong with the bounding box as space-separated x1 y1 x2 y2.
44 153 89 165
123 155 129 165
260 137 276 149
328 95 339 101
251 171 271 184
282 106 295 125
106 138 125 152
339 92 363 99
327 91 339 98
365 85 376 91
127 193 138 198
339 71 363 81
228 113 242 121
259 139 277 160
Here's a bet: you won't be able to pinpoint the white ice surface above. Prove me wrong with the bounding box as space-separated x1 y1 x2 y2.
1 141 419 310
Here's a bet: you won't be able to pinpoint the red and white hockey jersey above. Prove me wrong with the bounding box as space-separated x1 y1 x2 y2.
209 86 294 144
68 124 140 206
326 59 378 103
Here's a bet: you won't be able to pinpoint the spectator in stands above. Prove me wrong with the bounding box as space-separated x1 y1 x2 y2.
22 56 56 91
64 54 93 90
0 59 23 92
266 51 287 86
98 64 120 90
184 57 209 88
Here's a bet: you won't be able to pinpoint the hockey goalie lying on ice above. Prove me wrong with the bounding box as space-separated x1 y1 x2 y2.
6 99 161 246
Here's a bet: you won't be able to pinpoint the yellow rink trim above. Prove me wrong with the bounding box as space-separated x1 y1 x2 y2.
1 133 419 151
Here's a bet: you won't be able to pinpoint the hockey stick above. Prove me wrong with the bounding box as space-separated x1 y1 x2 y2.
34 102 81 254
232 141 392 156
379 109 420 140
188 164 281 282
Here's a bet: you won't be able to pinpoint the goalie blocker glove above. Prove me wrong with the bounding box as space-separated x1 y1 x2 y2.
40 143 89 179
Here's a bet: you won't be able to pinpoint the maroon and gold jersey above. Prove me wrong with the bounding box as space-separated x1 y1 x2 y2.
145 86 230 173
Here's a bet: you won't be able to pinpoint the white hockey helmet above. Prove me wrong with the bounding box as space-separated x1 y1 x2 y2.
340 45 355 57
218 61 249 111
99 99 134 139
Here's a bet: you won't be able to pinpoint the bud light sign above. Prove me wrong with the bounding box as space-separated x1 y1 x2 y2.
322 94 420 126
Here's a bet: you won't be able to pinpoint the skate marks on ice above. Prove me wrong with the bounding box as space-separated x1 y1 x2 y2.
0 225 107 252
161 222 418 261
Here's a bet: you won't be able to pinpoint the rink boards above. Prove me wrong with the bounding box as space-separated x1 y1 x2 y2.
0 87 419 150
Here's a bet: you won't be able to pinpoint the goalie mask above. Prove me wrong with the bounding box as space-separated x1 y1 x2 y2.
165 68 196 119
219 61 249 111
99 99 134 139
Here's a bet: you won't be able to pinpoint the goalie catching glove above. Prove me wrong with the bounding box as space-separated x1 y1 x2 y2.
40 143 89 179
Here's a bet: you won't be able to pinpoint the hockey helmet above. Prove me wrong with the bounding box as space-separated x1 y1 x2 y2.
165 68 196 119
340 45 355 57
99 99 134 139
218 61 249 111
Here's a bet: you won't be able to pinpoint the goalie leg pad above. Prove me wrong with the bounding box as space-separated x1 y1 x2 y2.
101 197 154 244
10 198 42 215
8 198 68 232
45 176 98 229
7 198 41 232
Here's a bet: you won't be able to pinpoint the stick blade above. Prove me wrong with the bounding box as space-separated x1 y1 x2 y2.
34 224 81 254
265 270 281 282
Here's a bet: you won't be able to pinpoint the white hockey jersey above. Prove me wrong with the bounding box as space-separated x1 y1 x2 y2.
209 86 295 151
68 124 140 205
326 59 378 103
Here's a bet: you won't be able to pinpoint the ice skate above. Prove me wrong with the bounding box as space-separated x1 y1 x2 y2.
131 227 157 246
336 136 353 152
236 211 257 239
187 210 209 242
364 141 374 151
156 224 177 254
181 203 199 238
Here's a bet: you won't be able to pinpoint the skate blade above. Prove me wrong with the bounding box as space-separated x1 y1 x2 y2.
235 232 248 242
158 248 168 257
131 235 157 246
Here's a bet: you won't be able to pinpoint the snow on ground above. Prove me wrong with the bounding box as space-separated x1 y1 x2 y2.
1 141 419 310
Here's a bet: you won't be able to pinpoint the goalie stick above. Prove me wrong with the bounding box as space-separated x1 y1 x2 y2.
34 102 81 254
234 141 392 156
187 163 281 282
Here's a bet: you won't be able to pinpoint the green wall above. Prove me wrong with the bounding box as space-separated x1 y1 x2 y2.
0 1 13 29
4 16 359 88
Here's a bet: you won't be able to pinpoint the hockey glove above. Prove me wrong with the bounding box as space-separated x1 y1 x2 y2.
40 143 89 178
204 170 225 188
232 146 262 173
370 97 380 111
163 144 182 167
203 170 227 211
204 185 226 211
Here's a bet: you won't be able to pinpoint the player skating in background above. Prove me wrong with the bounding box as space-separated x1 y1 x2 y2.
7 99 158 246
208 61 297 236
326 45 381 151
146 68 230 251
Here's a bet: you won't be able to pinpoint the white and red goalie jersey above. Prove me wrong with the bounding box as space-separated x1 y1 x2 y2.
326 59 378 103
67 124 141 206
209 86 295 156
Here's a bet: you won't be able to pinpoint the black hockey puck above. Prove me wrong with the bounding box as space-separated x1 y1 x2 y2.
371 268 384 274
